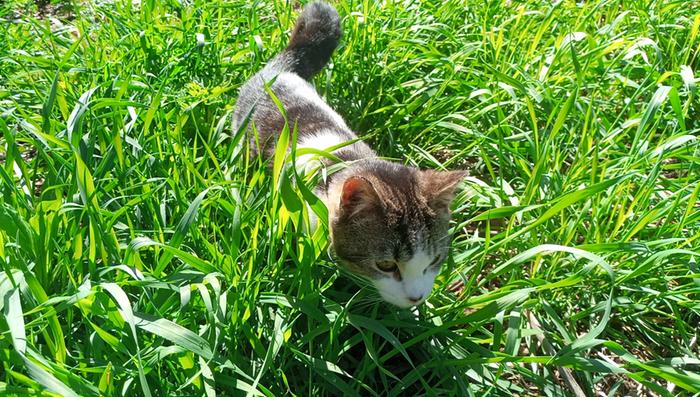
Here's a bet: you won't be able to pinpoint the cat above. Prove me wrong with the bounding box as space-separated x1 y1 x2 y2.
233 2 464 308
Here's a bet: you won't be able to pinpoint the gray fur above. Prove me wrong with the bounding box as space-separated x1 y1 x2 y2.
328 161 462 275
233 2 464 307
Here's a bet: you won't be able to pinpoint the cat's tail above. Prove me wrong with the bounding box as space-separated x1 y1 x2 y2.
282 2 341 80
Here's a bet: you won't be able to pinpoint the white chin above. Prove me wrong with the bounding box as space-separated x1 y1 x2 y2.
377 290 416 308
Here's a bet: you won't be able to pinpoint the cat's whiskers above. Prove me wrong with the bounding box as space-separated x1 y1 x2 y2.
351 295 384 311
336 265 373 287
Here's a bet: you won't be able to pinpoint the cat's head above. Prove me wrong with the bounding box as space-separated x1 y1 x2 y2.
328 161 464 308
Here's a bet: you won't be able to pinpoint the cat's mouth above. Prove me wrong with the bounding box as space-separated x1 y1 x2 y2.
375 289 425 308
330 252 436 308
332 258 427 308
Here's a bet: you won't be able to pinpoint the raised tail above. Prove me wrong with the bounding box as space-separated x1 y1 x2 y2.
283 2 341 80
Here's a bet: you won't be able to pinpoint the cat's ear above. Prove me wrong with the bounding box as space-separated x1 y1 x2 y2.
340 176 382 217
420 170 466 212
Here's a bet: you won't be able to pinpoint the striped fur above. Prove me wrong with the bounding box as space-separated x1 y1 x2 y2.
233 2 464 308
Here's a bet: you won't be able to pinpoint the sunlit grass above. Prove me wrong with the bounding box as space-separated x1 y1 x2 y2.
1 0 699 395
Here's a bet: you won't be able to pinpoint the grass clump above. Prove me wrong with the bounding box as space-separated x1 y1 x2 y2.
1 0 699 395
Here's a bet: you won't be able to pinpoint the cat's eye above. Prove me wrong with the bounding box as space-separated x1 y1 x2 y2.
424 255 443 274
376 261 399 273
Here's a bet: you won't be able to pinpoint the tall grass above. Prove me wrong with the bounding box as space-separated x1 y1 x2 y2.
1 0 699 395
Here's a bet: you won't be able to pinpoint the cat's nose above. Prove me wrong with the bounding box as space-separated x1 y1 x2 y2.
408 295 423 304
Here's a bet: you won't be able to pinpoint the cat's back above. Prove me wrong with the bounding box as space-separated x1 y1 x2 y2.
234 68 354 155
232 2 351 158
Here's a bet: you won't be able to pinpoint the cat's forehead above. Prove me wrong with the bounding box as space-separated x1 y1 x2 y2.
384 192 436 227
374 179 429 213
385 209 442 257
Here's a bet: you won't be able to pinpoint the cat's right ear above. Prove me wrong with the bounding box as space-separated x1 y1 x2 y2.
419 170 466 213
340 176 382 217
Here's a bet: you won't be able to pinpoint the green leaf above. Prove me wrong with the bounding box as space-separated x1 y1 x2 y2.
348 314 414 368
156 187 220 275
134 312 213 360
4 288 27 354
102 283 151 397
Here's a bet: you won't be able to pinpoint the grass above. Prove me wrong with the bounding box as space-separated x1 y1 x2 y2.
1 0 699 395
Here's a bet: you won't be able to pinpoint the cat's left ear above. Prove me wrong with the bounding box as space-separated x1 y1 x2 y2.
339 176 383 218
419 170 466 212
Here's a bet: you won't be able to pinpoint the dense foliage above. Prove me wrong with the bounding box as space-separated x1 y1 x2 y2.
1 0 699 395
